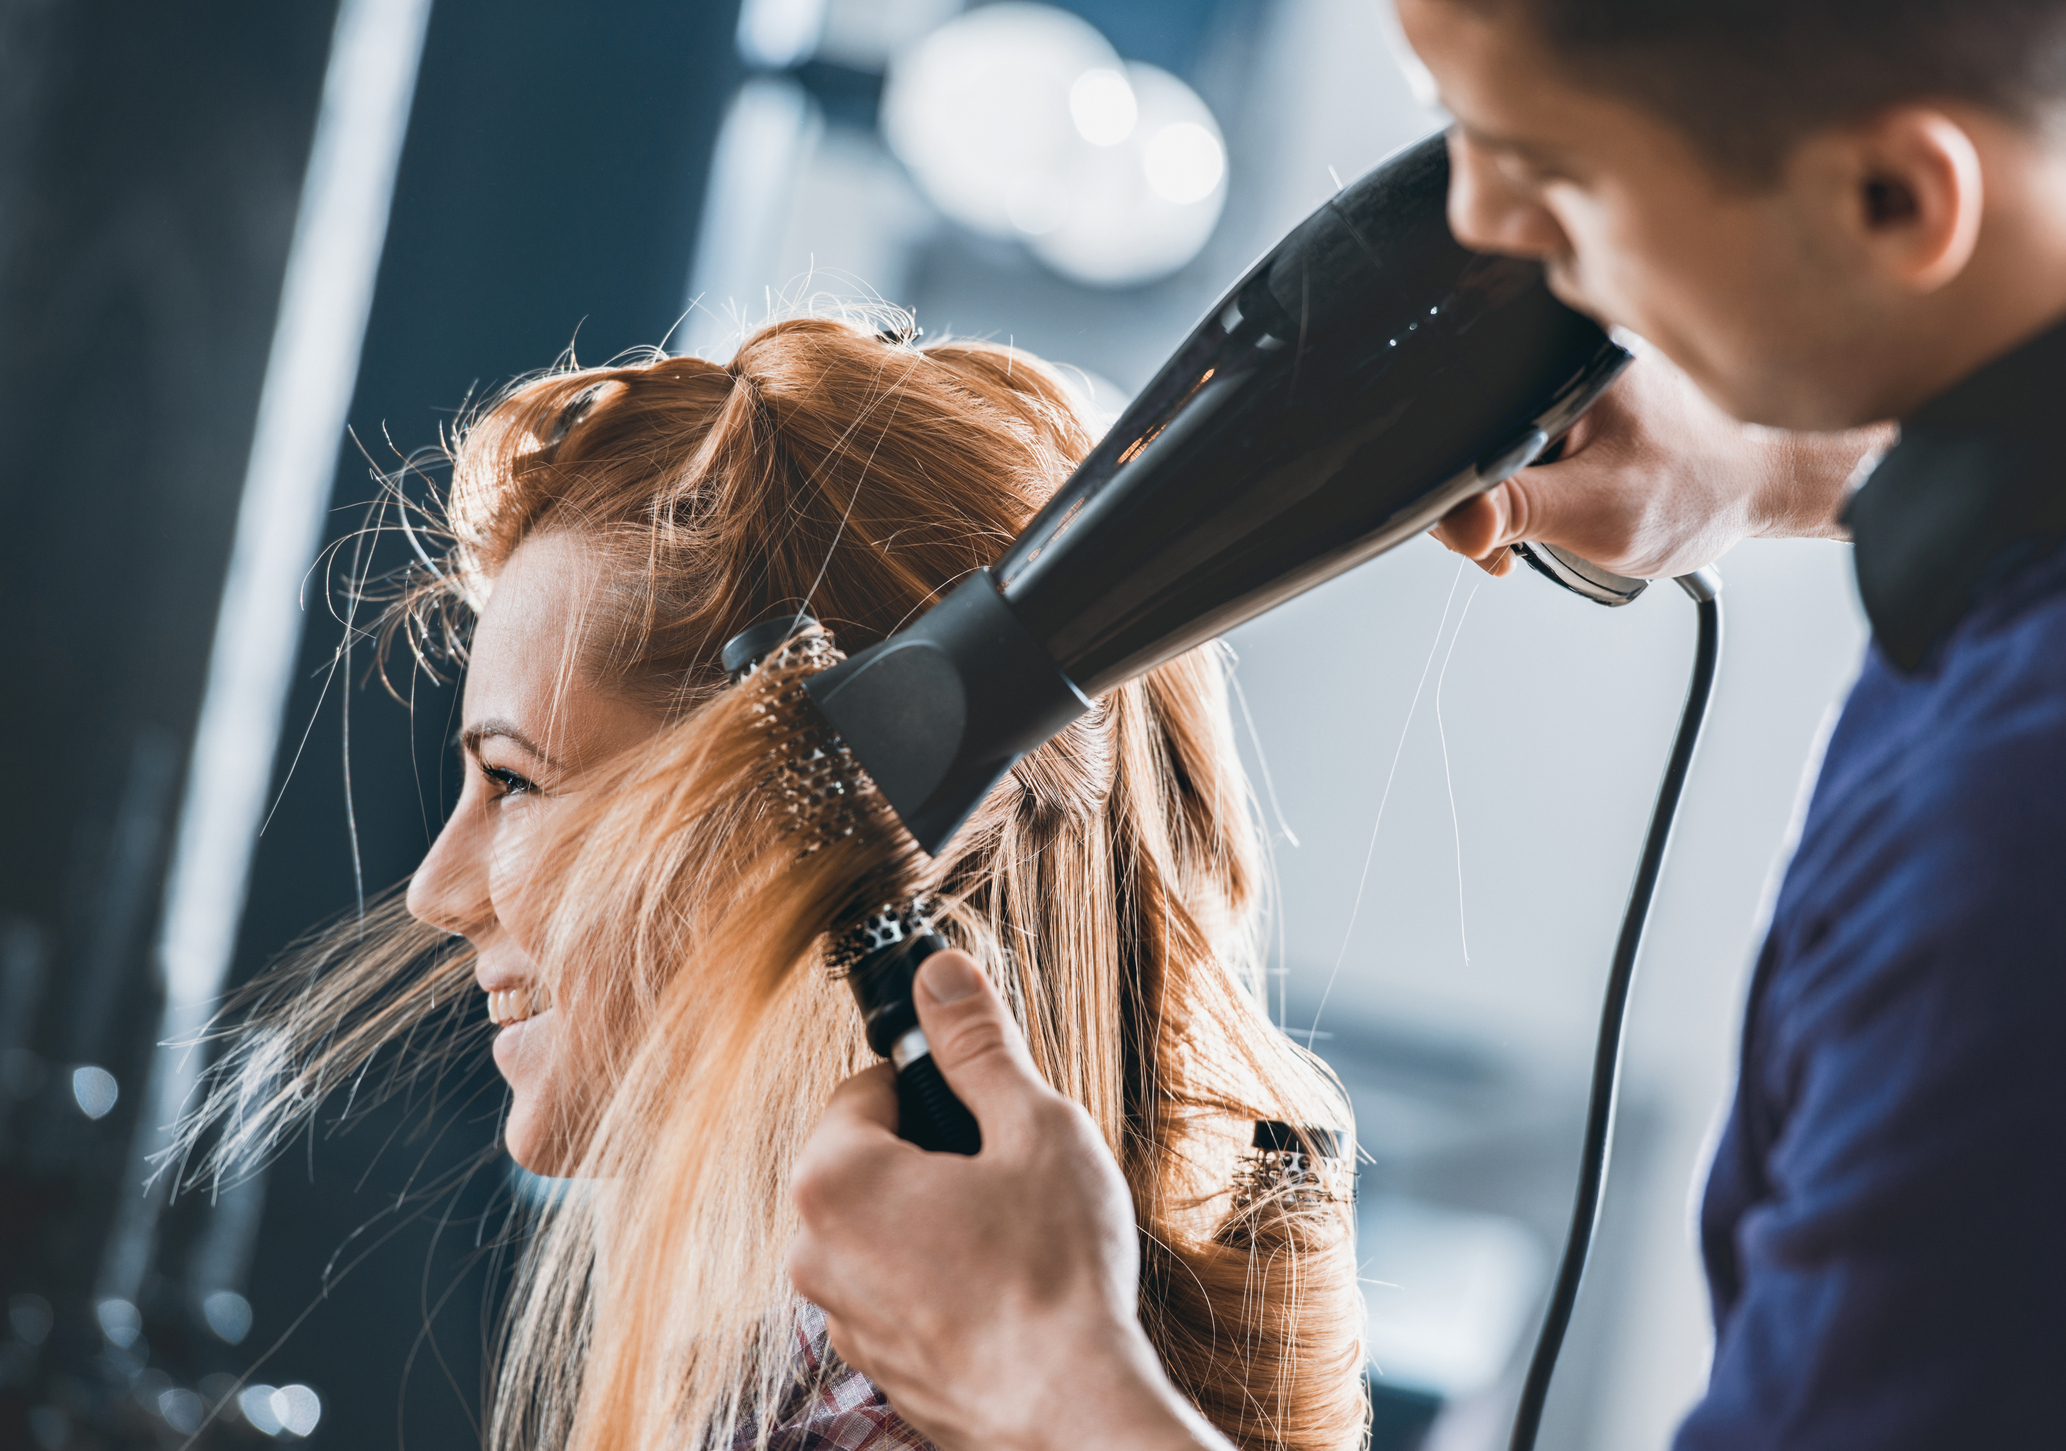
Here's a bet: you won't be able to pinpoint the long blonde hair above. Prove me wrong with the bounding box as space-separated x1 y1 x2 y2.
187 316 1365 1450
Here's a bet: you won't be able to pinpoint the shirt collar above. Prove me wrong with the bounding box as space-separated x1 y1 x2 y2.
1842 315 2066 671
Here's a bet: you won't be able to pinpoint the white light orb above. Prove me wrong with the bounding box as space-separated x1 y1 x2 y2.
72 1064 118 1119
1029 63 1228 287
272 1384 322 1438
202 1289 254 1345
882 3 1118 237
95 1298 141 1347
1069 67 1136 145
158 1388 207 1435
1005 173 1071 236
735 0 827 69
1143 120 1224 204
238 1385 282 1435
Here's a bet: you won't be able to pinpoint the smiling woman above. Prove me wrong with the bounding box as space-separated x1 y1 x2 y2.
407 531 666 1171
173 315 1366 1451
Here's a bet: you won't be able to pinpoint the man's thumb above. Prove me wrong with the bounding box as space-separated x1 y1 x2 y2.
1433 482 1519 561
912 950 1041 1124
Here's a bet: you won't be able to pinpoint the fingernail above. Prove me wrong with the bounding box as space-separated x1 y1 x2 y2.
919 951 982 1005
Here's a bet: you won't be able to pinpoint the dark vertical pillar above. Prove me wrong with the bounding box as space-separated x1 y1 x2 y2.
0 2 339 1446
0 0 742 1445
216 3 743 1448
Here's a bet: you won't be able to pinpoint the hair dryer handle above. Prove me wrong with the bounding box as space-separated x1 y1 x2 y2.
1510 541 1650 607
891 1029 983 1156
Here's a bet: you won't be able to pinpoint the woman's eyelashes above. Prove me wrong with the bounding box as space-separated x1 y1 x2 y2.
480 762 540 799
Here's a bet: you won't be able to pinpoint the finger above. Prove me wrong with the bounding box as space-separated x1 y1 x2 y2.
791 1063 902 1226
1432 488 1510 560
820 1059 900 1137
786 1230 873 1333
785 1230 830 1304
818 1310 864 1377
912 951 1047 1131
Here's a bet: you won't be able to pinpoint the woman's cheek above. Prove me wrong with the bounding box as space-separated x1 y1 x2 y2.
485 798 549 952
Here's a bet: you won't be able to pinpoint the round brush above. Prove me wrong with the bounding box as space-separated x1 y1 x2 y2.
722 615 982 1157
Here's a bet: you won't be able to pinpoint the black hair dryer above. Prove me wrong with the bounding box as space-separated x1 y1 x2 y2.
808 132 1643 855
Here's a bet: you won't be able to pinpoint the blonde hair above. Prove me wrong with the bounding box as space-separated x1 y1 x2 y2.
187 317 1365 1450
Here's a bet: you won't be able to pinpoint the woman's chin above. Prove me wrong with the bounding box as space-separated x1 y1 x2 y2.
491 1006 553 1072
504 1125 555 1174
493 1010 559 1170
501 1094 573 1174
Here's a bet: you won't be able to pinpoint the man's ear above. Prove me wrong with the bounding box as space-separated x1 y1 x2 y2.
1805 107 1984 294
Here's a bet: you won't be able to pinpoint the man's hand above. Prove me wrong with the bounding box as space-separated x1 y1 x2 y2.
1433 350 1893 579
786 951 1232 1451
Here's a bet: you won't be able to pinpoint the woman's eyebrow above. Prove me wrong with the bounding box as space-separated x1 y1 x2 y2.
459 719 555 765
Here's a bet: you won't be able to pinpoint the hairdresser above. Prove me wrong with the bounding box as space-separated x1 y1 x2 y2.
787 2 2066 1447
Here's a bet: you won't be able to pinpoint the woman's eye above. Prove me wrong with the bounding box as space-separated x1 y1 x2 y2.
481 764 538 798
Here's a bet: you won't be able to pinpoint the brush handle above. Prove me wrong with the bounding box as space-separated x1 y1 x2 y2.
893 1039 983 1156
842 923 984 1156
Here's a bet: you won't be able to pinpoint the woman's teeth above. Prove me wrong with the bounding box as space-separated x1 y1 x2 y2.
487 985 552 1026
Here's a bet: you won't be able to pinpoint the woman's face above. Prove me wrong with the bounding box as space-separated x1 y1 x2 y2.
406 531 660 1173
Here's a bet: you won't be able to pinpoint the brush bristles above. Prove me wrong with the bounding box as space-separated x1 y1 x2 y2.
825 898 938 979
739 626 927 949
741 628 878 855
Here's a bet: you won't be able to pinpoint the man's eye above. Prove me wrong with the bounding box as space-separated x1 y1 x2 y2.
1500 155 1564 187
482 764 538 798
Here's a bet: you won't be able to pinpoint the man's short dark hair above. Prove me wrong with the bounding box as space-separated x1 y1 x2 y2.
1467 0 2066 178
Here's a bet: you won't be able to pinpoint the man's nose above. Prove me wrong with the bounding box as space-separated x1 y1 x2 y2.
1445 131 1564 260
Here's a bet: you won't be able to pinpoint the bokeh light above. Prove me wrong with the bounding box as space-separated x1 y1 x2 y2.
272 1384 323 1438
882 3 1114 239
70 1064 117 1119
1069 67 1136 146
239 1385 283 1435
1027 63 1227 288
94 1298 141 1348
882 3 1226 287
1144 120 1225 204
236 1383 323 1438
158 1388 207 1434
202 1288 254 1344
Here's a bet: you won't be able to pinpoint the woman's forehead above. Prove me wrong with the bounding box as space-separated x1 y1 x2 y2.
462 532 657 765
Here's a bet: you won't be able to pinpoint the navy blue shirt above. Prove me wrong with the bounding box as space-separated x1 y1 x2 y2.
1676 322 2066 1449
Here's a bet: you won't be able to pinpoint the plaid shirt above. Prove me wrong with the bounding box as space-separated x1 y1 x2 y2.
732 1304 935 1451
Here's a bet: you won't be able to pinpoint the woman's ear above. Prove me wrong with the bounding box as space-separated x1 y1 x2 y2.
1813 106 1985 294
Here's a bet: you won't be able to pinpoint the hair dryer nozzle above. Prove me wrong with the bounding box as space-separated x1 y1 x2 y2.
803 571 1090 854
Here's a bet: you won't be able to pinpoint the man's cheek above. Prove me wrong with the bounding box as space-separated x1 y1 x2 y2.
1543 256 1603 319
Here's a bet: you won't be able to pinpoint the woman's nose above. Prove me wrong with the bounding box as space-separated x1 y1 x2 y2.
406 789 495 937
1445 130 1567 260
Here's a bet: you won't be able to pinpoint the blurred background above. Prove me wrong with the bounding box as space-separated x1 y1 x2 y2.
0 1 1864 1448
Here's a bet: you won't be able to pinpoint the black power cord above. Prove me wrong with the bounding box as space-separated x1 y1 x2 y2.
1508 572 1724 1451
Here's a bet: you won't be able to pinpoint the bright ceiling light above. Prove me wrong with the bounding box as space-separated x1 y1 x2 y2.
1006 174 1071 235
882 3 1116 238
883 6 1227 287
1029 63 1227 287
735 0 827 69
1143 120 1224 204
1069 68 1136 146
